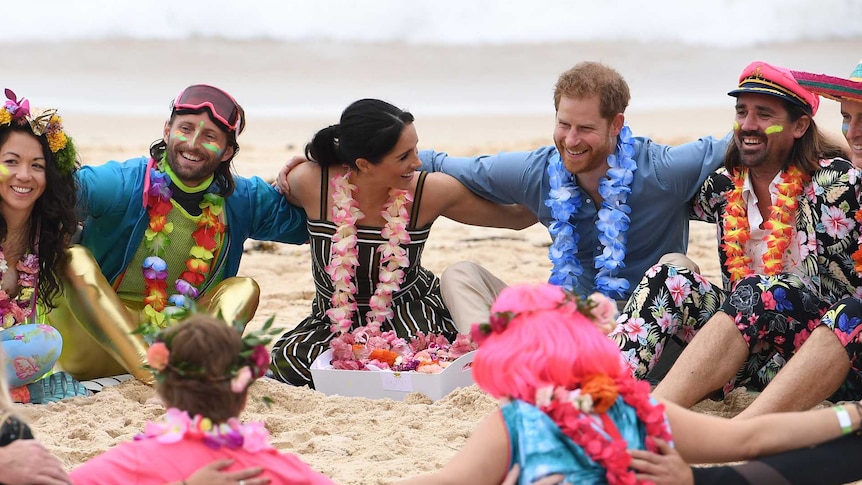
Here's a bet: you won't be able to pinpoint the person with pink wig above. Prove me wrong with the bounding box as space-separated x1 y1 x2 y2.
395 282 862 485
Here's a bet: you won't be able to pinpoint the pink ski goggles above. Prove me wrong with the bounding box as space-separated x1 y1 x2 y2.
172 84 243 135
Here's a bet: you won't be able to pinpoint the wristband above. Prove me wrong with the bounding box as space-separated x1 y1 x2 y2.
834 405 854 435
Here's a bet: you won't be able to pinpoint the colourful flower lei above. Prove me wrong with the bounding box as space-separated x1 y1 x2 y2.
1 89 76 173
141 160 225 332
721 165 806 283
0 249 39 329
136 407 272 453
324 171 412 334
545 125 636 299
536 376 672 485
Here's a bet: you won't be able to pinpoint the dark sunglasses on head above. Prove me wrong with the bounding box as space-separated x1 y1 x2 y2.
173 84 243 134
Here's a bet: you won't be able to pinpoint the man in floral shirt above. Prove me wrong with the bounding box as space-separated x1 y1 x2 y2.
614 61 862 416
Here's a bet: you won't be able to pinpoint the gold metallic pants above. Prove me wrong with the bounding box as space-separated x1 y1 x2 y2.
49 245 260 383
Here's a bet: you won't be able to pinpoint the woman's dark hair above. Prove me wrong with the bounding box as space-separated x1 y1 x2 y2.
726 100 846 175
157 315 246 423
305 98 415 168
149 104 245 198
0 125 79 309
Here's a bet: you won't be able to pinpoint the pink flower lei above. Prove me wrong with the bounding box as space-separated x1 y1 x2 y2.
325 171 412 334
536 377 672 485
0 248 39 329
135 407 272 453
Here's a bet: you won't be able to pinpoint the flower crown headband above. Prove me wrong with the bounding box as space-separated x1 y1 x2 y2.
143 315 281 394
0 89 77 174
469 288 618 346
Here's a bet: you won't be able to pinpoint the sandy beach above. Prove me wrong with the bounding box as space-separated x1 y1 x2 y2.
4 36 860 483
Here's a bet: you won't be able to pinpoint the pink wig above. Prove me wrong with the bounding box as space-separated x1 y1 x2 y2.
472 283 628 403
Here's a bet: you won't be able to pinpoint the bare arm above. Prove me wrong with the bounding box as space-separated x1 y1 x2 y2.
663 397 861 464
0 439 72 485
392 411 510 485
423 173 537 230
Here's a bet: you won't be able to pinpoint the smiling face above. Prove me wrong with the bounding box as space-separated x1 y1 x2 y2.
841 99 862 167
358 122 421 189
0 130 47 218
732 93 810 174
163 112 234 187
553 95 623 179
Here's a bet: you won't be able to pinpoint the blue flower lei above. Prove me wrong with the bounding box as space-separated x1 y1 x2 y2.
545 125 637 299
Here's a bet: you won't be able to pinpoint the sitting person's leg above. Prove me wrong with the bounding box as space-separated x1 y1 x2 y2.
734 296 862 418
194 277 260 329
612 257 724 379
49 246 149 381
440 261 508 333
269 316 336 387
654 274 825 408
2 325 62 388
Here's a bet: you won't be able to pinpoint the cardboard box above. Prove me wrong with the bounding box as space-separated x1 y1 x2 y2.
310 349 477 401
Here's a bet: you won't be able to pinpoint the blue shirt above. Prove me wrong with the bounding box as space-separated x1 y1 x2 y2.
419 134 729 298
501 399 668 485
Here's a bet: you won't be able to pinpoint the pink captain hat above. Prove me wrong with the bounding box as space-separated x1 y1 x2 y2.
728 60 820 116
792 59 862 104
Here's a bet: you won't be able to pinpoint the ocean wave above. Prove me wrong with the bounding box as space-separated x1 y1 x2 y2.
9 0 862 47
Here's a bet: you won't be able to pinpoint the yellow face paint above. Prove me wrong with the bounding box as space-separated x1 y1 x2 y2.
733 121 740 131
764 125 784 135
172 130 188 142
0 164 9 181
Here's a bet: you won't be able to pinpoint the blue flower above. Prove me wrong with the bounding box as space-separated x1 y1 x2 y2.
546 126 636 297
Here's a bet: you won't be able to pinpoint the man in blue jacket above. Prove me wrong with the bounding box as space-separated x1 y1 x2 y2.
50 84 307 382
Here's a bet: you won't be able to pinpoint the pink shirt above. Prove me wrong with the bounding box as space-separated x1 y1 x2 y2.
69 437 336 485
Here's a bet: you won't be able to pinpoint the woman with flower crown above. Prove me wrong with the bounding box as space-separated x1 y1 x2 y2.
69 314 335 484
395 283 862 485
0 89 88 404
268 98 536 387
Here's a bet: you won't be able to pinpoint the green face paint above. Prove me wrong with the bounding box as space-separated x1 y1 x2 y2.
172 130 188 142
764 125 784 135
202 142 222 156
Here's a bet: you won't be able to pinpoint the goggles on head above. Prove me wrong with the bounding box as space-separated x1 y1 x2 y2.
172 84 243 135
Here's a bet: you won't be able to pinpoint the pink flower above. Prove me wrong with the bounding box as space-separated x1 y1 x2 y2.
147 342 170 371
822 206 854 239
333 359 364 370
588 292 617 334
230 366 253 393
762 291 777 310
250 345 270 377
535 386 554 407
12 356 39 380
664 275 691 307
416 363 444 374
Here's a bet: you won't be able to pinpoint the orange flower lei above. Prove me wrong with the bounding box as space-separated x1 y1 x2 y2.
854 209 862 274
721 166 806 283
141 163 225 329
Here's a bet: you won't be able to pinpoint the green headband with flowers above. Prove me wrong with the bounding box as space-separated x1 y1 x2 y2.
1 89 77 174
143 315 281 394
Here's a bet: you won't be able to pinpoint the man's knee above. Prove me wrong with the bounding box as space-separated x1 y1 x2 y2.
658 253 700 273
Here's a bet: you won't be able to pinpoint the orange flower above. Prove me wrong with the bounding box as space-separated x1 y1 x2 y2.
581 374 619 414
721 166 806 283
368 349 399 368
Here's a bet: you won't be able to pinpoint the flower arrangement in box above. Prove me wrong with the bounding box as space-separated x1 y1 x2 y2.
328 325 476 374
